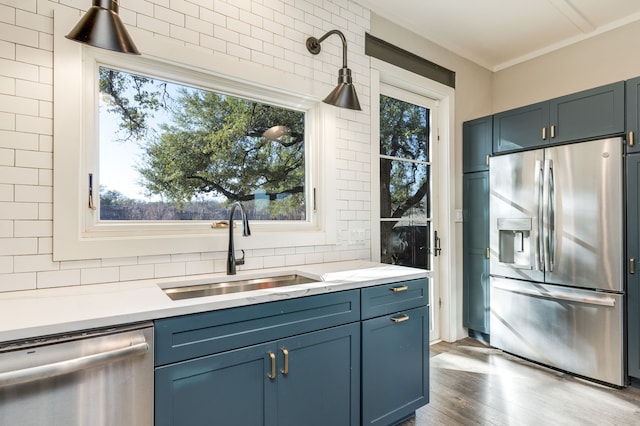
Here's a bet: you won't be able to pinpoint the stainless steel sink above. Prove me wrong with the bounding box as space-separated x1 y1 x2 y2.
163 274 318 300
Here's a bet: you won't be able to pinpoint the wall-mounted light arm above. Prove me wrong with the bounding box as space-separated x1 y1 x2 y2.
306 30 361 111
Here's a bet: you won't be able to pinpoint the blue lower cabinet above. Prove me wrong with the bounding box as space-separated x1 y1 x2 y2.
155 323 360 426
277 324 360 426
361 306 429 426
154 284 429 425
155 342 277 426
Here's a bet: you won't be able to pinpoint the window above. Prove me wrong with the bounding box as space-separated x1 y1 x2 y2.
379 92 432 270
98 66 307 222
53 7 336 261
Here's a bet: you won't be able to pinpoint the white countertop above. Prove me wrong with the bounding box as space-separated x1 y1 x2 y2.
0 261 428 343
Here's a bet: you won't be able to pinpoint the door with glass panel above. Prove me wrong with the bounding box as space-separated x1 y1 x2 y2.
376 85 440 341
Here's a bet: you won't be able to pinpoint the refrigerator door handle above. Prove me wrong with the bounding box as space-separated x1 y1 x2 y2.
543 159 555 272
548 159 555 271
535 160 544 271
491 281 616 307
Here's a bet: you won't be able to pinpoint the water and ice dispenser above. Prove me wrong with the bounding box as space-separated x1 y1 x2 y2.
496 218 533 269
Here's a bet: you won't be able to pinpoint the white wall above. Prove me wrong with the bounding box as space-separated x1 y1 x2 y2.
0 0 373 292
493 19 640 112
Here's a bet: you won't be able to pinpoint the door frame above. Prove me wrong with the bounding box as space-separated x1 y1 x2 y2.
370 58 457 342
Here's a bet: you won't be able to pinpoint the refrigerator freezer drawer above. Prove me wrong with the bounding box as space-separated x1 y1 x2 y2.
490 276 624 386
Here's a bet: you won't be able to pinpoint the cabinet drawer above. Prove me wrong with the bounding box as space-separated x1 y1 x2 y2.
361 279 428 320
154 290 360 366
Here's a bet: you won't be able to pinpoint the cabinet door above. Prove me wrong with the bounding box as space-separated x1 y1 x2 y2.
627 153 640 379
154 342 277 426
463 171 490 334
493 101 549 153
627 77 640 153
361 306 429 426
463 115 493 173
277 323 360 426
550 81 624 144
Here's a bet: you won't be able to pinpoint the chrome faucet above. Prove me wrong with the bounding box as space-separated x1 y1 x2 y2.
227 201 251 275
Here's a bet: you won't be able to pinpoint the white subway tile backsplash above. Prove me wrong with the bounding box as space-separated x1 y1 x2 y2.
38 236 52 254
14 253 57 272
0 39 14 60
0 167 38 186
0 272 36 291
120 264 155 281
155 261 186 278
0 93 39 115
0 76 15 95
81 266 120 285
0 129 38 150
185 259 215 275
0 255 11 273
15 150 52 169
170 23 199 44
0 220 13 237
0 148 13 166
138 13 171 34
37 268 80 288
0 236 37 255
263 255 285 268
0 22 38 48
60 258 101 270
213 1 239 20
185 15 214 36
13 219 51 237
154 4 185 25
0 5 14 25
16 79 52 101
15 9 53 33
169 0 199 17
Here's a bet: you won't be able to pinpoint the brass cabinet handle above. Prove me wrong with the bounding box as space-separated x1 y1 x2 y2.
390 314 409 323
281 348 289 375
631 258 636 275
542 127 547 140
550 125 555 139
268 351 276 379
486 247 490 260
390 285 408 292
485 154 490 167
631 131 635 147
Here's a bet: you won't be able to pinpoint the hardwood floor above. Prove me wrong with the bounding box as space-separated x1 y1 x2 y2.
399 338 640 426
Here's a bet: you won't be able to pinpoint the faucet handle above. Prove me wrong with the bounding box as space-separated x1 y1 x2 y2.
236 249 245 266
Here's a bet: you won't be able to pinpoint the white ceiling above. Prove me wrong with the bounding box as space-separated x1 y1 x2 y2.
356 0 640 71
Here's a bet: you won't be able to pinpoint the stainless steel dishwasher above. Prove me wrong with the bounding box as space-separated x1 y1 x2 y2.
0 322 153 426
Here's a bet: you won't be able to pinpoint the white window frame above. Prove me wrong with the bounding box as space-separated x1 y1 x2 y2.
53 6 336 261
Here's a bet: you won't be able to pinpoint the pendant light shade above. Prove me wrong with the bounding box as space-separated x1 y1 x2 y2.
306 30 361 111
66 0 140 55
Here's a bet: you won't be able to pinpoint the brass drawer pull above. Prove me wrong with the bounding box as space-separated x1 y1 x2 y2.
268 351 276 379
631 131 635 147
390 285 408 293
281 348 289 375
390 314 409 323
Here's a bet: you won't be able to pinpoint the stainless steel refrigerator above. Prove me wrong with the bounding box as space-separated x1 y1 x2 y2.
489 137 625 387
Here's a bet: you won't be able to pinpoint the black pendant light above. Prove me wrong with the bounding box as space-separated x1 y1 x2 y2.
66 0 140 55
306 30 361 111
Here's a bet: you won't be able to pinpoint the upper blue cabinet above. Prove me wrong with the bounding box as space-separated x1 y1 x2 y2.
463 115 493 173
494 81 625 154
626 77 640 153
